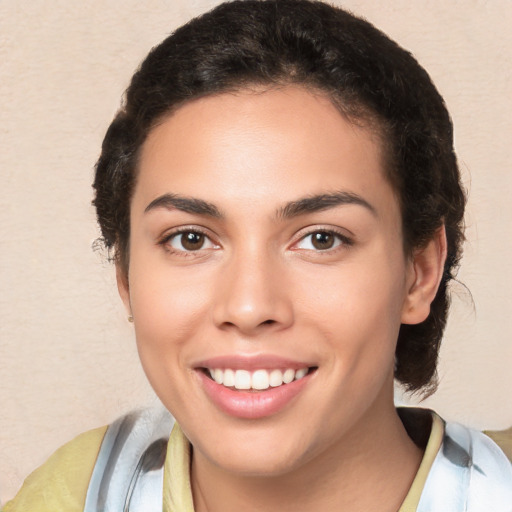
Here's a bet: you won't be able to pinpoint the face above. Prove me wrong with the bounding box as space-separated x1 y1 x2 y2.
121 86 421 476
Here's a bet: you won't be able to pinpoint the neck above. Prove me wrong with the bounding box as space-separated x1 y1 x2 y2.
191 393 423 512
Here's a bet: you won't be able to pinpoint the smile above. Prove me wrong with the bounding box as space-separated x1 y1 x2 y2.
207 367 310 390
197 358 317 419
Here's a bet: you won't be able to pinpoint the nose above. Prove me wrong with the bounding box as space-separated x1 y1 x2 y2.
212 249 294 336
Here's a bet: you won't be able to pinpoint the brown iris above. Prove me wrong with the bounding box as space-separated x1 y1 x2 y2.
181 231 205 250
311 231 336 250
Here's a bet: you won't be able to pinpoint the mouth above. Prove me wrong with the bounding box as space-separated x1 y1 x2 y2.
194 355 318 418
196 363 317 419
202 366 317 391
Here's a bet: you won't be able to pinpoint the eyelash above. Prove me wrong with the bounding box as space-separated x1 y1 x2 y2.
292 228 353 253
158 227 218 256
157 227 353 256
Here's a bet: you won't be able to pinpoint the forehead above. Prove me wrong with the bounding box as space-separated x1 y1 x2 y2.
135 86 397 217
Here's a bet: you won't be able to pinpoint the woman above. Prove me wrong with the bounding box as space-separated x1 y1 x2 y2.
4 1 511 510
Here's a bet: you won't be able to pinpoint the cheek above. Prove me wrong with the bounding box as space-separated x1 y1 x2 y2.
128 268 214 414
128 258 214 365
298 255 406 361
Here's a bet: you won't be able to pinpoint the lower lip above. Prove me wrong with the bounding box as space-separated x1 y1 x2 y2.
197 370 312 419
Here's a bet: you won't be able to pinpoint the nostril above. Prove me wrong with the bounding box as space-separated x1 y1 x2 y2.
261 319 276 325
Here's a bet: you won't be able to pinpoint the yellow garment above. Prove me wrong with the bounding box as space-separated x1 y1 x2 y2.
164 424 195 512
484 426 512 462
3 426 107 512
398 412 444 511
3 412 446 512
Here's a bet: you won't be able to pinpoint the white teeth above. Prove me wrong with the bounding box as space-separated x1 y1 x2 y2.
234 370 251 390
223 368 235 387
295 368 308 380
283 369 295 384
269 369 283 387
207 367 310 390
213 368 224 385
252 369 270 390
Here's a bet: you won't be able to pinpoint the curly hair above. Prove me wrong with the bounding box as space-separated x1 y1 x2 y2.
93 0 466 394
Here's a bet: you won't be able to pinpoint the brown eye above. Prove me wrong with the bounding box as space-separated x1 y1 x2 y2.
166 230 217 252
311 231 335 250
181 232 205 250
295 230 349 252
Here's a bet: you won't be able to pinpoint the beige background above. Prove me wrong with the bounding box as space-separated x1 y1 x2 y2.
1 0 511 503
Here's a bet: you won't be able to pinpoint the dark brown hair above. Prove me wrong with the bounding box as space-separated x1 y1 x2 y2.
93 0 465 394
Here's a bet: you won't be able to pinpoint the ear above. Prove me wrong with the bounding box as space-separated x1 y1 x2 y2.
401 226 447 325
116 263 132 316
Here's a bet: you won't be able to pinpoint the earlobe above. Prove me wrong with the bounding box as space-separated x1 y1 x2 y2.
116 264 132 316
401 226 447 325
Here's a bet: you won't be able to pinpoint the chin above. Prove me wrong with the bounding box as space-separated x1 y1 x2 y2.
190 419 319 478
211 447 308 478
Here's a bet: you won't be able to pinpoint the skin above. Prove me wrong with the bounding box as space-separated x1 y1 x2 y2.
118 86 446 511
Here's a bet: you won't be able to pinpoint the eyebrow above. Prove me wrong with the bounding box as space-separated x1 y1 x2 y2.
144 194 223 218
277 191 376 219
144 190 376 219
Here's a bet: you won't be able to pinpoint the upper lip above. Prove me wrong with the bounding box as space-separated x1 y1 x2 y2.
194 354 316 371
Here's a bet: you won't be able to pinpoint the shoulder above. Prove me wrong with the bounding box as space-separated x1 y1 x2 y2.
84 407 174 511
484 426 512 462
3 407 175 512
457 424 512 507
418 418 512 512
3 425 107 512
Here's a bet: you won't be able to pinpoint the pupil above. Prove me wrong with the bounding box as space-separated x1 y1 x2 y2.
182 232 204 250
312 232 334 250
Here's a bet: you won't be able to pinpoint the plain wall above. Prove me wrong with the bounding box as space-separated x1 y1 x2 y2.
1 0 511 503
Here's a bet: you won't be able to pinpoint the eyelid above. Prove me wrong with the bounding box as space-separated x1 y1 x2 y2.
291 226 354 251
158 225 220 254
